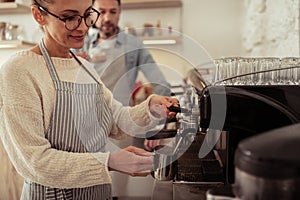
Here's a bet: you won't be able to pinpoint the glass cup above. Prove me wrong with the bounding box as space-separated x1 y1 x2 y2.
236 57 258 85
256 57 281 85
213 57 239 85
279 57 300 85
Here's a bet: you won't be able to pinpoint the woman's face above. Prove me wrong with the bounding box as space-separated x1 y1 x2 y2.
41 0 94 53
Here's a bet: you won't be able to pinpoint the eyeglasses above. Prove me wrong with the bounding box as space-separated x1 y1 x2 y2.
35 2 101 31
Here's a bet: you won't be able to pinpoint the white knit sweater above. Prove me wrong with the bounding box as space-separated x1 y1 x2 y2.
0 50 159 189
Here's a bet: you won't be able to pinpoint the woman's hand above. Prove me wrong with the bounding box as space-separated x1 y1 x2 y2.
144 139 160 151
108 146 153 176
149 96 179 118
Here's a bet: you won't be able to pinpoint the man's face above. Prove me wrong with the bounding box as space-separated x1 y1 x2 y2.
94 0 121 39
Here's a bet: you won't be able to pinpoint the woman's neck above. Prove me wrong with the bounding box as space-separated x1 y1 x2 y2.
42 37 71 58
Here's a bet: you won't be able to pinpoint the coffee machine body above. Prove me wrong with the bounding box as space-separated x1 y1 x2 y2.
199 84 300 183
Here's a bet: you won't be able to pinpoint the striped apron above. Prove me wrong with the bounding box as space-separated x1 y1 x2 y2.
20 41 113 200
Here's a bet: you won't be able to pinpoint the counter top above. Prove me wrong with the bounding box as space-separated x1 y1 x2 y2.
151 180 226 200
151 180 173 200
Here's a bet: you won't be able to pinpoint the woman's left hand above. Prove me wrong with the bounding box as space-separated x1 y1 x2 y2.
144 139 161 151
149 96 179 118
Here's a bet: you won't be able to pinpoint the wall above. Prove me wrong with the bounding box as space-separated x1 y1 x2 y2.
0 0 245 63
119 0 245 59
119 0 245 85
242 0 300 57
1 1 299 59
181 0 244 59
0 0 246 87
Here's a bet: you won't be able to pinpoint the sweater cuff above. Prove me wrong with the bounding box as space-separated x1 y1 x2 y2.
94 152 110 167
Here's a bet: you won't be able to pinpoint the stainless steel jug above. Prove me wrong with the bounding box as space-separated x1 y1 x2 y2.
151 145 177 181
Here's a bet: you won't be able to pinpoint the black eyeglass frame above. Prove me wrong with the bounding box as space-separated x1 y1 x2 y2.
35 1 101 31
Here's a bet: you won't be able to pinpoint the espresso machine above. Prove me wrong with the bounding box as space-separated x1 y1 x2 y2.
198 84 300 183
150 57 300 200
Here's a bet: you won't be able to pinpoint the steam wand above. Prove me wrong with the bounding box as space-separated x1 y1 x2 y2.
172 128 197 155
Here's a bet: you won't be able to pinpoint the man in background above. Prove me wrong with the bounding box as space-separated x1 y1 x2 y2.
77 0 171 106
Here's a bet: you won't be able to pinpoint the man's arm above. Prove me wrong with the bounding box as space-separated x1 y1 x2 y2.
137 46 172 96
123 33 171 96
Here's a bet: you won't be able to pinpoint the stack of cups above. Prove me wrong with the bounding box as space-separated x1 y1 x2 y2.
213 57 300 85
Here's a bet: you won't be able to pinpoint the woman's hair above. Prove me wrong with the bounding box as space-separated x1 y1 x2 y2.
31 0 54 7
32 0 96 7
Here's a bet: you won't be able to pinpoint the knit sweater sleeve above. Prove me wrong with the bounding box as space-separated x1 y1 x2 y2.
0 53 111 189
102 83 162 138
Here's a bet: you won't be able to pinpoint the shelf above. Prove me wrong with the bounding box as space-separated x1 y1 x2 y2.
122 0 182 10
0 2 30 13
0 40 35 49
141 35 180 45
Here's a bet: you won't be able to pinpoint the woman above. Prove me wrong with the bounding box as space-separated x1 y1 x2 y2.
0 0 177 199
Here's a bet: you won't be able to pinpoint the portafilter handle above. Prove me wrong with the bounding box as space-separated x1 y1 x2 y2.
168 105 191 114
199 89 211 134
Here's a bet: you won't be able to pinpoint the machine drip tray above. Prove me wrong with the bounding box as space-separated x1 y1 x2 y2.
176 160 224 182
175 142 225 183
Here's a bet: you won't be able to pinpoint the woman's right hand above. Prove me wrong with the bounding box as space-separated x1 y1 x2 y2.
108 146 153 176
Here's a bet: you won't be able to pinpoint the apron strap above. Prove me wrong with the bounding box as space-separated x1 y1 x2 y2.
70 50 101 85
39 39 61 88
39 39 101 87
